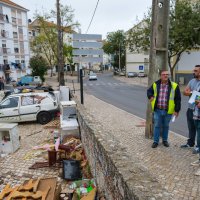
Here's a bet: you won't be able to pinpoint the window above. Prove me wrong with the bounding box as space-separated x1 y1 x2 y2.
14 48 19 53
21 96 34 106
1 97 19 109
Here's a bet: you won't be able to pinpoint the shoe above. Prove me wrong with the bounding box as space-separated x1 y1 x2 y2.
180 144 194 148
152 142 158 148
191 160 200 166
163 141 169 147
192 147 200 154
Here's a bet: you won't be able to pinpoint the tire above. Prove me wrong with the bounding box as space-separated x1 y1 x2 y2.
37 111 52 125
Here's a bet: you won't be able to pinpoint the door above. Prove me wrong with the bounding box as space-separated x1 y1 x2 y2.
19 95 41 121
0 97 20 122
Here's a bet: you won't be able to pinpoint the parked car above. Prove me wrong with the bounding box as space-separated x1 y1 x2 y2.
119 71 125 76
127 72 137 78
17 76 42 86
89 73 97 81
0 92 59 124
138 72 147 77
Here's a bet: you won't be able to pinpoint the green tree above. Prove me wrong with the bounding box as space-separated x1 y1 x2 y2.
127 0 200 79
31 4 79 79
30 56 48 82
103 30 126 70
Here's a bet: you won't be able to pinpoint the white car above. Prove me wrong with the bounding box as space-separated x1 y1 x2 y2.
89 73 97 81
0 92 59 124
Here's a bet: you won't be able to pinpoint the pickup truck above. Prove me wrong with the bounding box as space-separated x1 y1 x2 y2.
17 76 42 86
0 92 59 124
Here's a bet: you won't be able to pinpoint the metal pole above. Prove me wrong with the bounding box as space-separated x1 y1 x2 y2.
57 0 65 86
145 0 170 138
119 43 121 71
80 63 84 104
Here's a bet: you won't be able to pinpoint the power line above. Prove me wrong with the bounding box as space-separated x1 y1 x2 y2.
85 0 100 33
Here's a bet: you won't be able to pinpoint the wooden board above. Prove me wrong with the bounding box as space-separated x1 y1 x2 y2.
37 177 57 200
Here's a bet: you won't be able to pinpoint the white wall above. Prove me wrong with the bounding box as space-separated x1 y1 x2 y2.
177 51 200 71
126 52 149 73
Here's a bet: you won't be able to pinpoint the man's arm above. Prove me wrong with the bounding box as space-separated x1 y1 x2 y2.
147 84 154 101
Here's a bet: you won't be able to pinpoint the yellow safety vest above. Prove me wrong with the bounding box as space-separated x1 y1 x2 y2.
151 82 178 114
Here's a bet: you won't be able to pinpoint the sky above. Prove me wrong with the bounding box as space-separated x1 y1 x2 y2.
13 0 152 39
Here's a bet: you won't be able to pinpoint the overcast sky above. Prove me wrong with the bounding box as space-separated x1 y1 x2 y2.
13 0 152 39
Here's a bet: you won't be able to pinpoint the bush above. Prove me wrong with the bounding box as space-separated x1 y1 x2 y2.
30 56 48 82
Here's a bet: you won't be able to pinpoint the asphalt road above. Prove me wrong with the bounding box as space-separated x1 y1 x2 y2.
84 72 189 138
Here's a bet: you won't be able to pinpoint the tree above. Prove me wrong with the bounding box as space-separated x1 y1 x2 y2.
30 56 48 82
127 0 200 79
103 30 126 70
30 20 57 77
31 3 79 80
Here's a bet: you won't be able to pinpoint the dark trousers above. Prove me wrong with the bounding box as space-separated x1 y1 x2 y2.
187 108 196 146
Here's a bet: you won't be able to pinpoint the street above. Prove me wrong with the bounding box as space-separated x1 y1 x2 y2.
84 72 188 137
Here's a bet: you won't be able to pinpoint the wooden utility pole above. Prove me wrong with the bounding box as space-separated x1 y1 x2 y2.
145 0 170 138
57 0 65 86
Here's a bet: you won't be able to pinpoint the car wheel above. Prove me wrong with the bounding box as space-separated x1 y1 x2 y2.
37 111 52 124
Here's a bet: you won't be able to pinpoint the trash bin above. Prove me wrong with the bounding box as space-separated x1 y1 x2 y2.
63 159 81 180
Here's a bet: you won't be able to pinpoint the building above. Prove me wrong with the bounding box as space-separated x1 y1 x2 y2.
0 0 30 80
72 33 103 71
126 20 149 75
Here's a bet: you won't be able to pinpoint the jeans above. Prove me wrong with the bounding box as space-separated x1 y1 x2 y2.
187 108 196 146
193 120 200 148
153 109 172 144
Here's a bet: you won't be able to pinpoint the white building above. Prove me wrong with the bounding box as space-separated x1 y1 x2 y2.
126 21 149 74
0 0 30 80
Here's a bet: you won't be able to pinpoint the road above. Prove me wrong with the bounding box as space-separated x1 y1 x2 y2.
84 72 188 137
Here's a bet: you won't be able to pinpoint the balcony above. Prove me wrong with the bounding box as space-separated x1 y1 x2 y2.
17 18 22 25
13 32 18 39
19 34 24 41
0 47 11 55
12 17 17 24
1 30 9 38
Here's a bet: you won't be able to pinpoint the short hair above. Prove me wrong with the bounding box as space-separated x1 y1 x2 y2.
159 69 168 76
195 65 200 68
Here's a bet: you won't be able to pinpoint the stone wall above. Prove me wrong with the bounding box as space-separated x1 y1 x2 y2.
77 101 173 200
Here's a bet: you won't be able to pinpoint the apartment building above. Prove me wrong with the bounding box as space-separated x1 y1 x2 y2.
0 0 30 80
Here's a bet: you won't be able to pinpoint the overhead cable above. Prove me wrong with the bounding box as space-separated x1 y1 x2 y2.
85 0 100 33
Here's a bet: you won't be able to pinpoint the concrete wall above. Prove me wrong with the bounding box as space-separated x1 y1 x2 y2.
77 100 173 200
126 52 149 73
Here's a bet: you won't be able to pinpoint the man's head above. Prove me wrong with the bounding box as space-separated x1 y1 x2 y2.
193 65 200 79
159 70 169 83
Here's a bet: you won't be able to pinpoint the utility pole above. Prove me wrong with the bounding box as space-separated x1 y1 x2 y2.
145 0 170 138
57 0 65 86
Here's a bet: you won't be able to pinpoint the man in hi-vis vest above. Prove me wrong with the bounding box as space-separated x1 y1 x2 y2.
147 70 181 148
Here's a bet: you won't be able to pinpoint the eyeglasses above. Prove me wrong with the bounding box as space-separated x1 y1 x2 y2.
161 74 169 76
194 70 198 72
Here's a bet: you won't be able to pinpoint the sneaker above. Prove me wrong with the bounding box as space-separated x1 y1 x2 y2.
192 147 200 154
152 142 158 148
163 141 170 147
191 160 200 166
180 144 193 148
